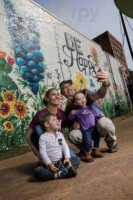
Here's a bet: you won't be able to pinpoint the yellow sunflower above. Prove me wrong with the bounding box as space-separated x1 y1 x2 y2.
72 82 79 91
2 91 16 104
3 121 14 131
73 73 87 90
0 102 12 118
13 100 27 118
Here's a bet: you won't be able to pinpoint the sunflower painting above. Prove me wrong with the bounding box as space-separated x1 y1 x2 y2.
0 92 30 149
2 91 16 104
0 88 30 150
0 91 30 149
13 101 27 118
73 72 87 91
0 48 54 150
3 121 14 131
0 49 31 150
0 102 12 118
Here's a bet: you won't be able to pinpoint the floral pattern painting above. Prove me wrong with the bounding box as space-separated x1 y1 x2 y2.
0 45 57 150
3 0 45 95
0 47 57 150
0 88 30 150
73 73 87 90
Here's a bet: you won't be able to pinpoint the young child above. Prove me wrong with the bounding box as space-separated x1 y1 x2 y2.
34 113 77 181
69 91 104 163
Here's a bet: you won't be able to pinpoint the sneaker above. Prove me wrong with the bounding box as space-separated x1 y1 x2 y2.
58 165 77 179
108 145 119 153
65 165 77 178
84 152 94 163
58 166 68 179
92 149 104 158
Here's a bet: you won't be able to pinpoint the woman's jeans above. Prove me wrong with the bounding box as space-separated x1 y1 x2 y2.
82 126 100 152
31 125 78 158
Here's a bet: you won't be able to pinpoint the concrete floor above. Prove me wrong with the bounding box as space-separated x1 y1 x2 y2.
0 116 133 200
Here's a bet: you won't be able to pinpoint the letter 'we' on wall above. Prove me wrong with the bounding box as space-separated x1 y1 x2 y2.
0 0 129 150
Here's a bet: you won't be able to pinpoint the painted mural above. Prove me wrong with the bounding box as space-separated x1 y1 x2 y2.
3 0 45 95
0 0 130 150
0 51 30 149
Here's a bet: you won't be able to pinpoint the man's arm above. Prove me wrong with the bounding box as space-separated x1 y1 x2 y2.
89 70 110 102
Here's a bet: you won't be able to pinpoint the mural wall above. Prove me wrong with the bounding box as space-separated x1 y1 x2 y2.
0 0 130 150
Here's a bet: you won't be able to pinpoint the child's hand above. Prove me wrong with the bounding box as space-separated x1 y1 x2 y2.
70 110 76 115
72 121 80 129
64 158 71 166
48 163 59 173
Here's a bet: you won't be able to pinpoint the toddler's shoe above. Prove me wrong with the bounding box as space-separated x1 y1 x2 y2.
84 152 94 163
58 166 68 179
92 149 104 158
65 164 77 178
58 165 77 179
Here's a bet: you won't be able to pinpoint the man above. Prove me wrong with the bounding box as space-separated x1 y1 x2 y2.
60 70 118 153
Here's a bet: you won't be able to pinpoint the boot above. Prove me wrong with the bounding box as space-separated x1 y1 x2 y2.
93 149 104 158
84 152 94 163
78 150 85 160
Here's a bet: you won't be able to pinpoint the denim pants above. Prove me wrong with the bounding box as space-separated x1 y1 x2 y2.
82 126 100 152
31 125 77 157
69 117 116 148
34 156 80 181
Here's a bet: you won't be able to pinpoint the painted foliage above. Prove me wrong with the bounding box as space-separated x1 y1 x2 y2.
3 0 45 95
0 0 130 150
0 51 30 149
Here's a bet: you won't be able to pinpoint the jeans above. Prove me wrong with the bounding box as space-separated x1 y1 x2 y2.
34 157 80 181
34 165 55 181
31 125 77 157
68 117 116 148
82 126 100 152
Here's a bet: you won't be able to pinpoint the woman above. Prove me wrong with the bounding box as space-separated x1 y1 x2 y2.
26 88 80 168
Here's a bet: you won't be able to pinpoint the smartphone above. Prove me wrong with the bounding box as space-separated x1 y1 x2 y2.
97 67 102 81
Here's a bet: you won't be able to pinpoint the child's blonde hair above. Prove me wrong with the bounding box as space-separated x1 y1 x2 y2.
39 113 56 128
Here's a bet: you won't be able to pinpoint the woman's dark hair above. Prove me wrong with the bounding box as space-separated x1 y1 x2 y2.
43 88 57 106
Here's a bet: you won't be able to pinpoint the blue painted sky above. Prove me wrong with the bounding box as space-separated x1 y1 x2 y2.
33 0 133 71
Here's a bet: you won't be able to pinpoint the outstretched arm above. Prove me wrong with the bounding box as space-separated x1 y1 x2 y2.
89 70 110 102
